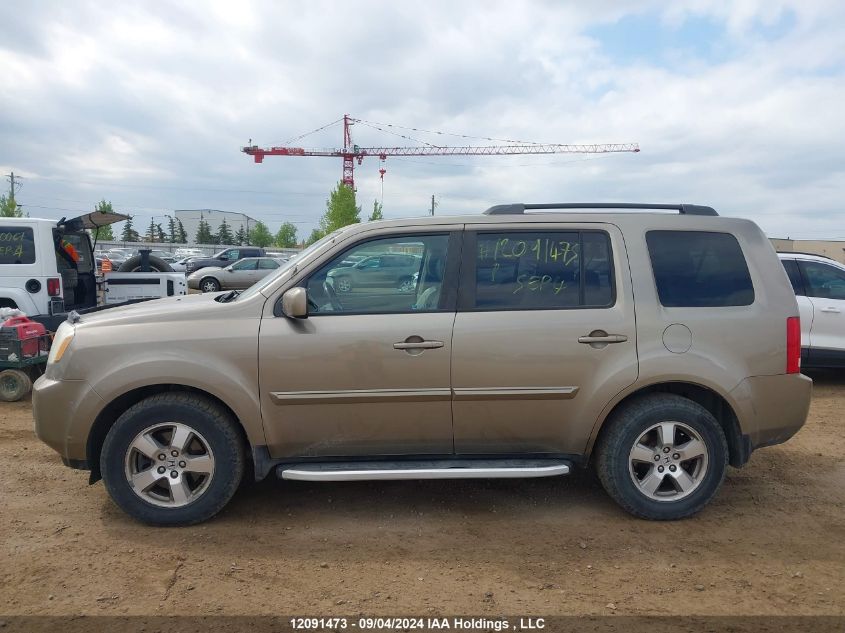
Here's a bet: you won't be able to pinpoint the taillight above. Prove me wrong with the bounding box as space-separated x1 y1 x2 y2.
47 278 61 296
786 316 801 374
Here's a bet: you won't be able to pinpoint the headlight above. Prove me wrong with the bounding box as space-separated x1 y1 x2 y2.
48 321 75 364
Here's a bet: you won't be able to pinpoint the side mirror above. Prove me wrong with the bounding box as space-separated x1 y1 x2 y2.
281 287 308 318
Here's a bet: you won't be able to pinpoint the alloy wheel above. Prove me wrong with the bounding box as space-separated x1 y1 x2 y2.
628 421 709 501
124 422 216 508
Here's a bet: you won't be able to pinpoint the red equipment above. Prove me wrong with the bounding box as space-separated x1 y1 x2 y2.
0 316 48 359
242 114 640 190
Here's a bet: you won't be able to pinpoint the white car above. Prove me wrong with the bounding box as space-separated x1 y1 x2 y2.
779 252 845 368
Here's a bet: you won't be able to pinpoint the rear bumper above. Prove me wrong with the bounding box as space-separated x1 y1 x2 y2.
731 373 812 452
32 375 104 465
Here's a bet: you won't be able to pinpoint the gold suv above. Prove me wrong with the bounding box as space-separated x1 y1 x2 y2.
33 203 812 525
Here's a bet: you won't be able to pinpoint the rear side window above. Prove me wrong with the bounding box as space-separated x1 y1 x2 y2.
781 259 805 296
473 231 614 310
0 227 36 264
799 261 845 300
646 231 754 307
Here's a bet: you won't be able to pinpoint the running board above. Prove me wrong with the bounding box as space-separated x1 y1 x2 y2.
276 459 571 482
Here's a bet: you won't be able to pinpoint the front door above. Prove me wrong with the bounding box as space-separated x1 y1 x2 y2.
258 231 461 458
451 224 638 455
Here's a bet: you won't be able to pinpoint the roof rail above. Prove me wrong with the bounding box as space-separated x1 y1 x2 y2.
483 203 718 216
777 251 837 261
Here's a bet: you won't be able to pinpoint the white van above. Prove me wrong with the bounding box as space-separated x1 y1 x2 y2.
0 212 127 328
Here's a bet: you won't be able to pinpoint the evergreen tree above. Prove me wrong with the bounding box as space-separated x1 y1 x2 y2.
145 218 157 242
167 216 177 243
195 217 214 244
274 222 298 248
248 220 273 247
234 226 246 245
318 182 361 235
120 217 140 242
216 218 234 245
176 219 188 243
156 223 166 243
368 199 383 221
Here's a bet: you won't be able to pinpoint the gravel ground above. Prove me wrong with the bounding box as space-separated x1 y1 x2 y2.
1 371 843 618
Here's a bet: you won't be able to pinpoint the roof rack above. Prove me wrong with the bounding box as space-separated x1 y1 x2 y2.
777 251 837 261
483 203 718 216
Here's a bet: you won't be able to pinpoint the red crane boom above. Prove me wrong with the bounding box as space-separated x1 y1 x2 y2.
242 114 640 189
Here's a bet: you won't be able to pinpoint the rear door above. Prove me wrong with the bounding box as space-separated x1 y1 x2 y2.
796 259 845 366
450 223 638 455
780 258 814 361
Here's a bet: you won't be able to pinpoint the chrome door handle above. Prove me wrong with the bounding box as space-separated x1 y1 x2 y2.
393 340 444 350
578 334 628 344
820 307 841 313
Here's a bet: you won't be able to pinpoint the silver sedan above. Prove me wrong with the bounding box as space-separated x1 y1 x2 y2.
187 257 284 293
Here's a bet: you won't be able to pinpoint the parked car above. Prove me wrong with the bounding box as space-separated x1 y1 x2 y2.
174 248 205 259
187 257 284 292
144 249 177 264
169 257 191 272
327 253 422 293
33 202 811 526
0 212 127 328
184 246 266 274
779 252 845 367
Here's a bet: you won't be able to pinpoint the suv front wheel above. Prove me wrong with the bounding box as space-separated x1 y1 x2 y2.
596 393 728 520
100 393 245 526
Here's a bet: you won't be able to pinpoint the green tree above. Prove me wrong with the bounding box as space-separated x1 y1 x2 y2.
234 226 246 245
176 218 188 244
0 193 23 217
305 228 325 246
216 218 234 245
156 223 166 242
89 200 115 239
275 222 298 248
369 199 383 221
195 217 214 244
120 217 140 242
167 216 177 243
248 220 273 247
145 218 158 243
318 182 361 235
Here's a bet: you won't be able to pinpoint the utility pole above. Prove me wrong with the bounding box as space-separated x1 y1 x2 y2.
430 194 437 216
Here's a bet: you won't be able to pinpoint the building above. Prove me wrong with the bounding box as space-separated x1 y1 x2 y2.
173 209 257 244
770 238 845 265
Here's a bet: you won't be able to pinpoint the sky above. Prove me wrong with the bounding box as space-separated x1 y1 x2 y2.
1 0 844 241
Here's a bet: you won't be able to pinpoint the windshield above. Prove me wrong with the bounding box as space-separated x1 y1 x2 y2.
236 229 346 302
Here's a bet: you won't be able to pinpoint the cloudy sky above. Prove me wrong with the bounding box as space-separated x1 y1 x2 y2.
1 0 844 241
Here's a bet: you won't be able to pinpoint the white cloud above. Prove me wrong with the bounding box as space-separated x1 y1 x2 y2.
0 0 842 239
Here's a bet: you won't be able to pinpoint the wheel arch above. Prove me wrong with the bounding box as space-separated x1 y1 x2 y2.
588 381 748 468
199 275 221 291
86 384 251 483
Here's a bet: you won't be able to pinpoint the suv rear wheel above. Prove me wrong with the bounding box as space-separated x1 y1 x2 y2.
596 393 728 520
100 393 245 526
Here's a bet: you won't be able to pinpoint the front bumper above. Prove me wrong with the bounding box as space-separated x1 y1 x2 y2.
32 375 106 466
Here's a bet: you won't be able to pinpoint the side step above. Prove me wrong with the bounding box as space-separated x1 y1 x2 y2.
276 458 571 482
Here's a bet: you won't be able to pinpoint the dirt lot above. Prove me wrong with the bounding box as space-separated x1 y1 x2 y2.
1 373 843 618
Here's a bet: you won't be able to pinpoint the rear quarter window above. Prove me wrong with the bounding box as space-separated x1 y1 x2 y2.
646 231 754 307
0 227 36 264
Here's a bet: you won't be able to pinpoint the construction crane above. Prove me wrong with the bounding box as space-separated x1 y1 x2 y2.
242 114 640 190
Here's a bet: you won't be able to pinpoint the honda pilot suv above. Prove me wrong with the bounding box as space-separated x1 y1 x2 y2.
33 203 812 525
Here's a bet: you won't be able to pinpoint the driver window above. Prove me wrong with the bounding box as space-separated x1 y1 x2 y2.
305 234 449 314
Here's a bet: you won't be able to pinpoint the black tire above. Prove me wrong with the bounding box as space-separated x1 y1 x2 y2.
100 393 245 526
595 393 728 520
0 369 32 401
200 277 221 293
117 254 174 273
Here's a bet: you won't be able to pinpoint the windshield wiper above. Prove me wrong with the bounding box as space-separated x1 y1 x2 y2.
215 290 241 303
